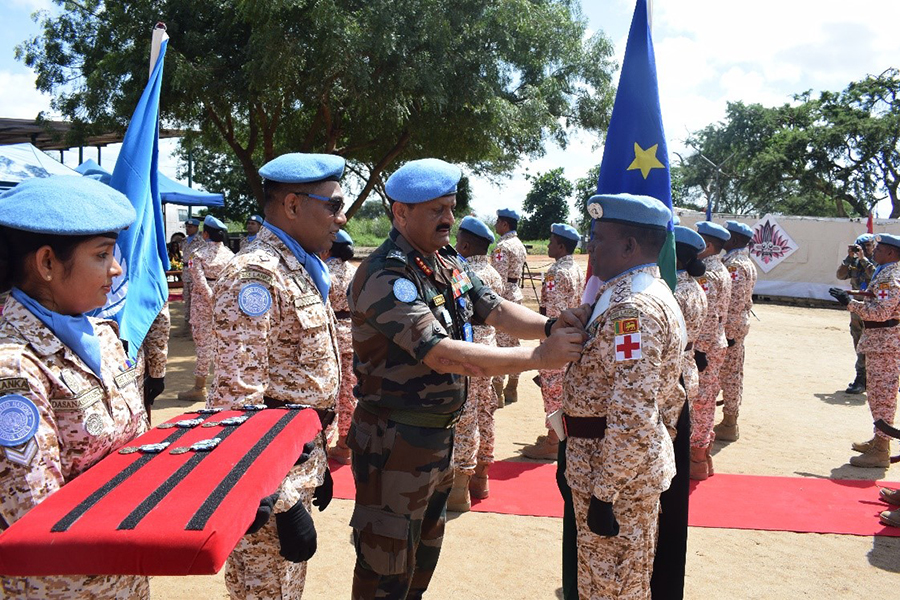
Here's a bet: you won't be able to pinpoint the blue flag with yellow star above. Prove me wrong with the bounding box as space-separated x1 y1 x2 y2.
596 0 676 289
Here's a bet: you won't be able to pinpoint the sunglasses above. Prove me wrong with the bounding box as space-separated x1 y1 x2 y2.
291 191 345 217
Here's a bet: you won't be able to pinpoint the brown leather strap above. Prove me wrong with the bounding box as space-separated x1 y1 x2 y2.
864 319 899 329
507 278 519 283
333 310 351 320
263 396 335 429
563 414 607 439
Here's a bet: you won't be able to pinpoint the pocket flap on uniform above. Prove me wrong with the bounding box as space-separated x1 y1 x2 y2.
295 299 328 329
349 504 409 540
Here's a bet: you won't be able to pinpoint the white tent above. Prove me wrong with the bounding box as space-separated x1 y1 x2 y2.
0 143 79 191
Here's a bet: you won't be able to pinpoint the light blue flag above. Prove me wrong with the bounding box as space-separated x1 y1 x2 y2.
595 0 677 289
93 30 171 360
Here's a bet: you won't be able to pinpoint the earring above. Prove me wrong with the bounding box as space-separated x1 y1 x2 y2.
45 275 51 281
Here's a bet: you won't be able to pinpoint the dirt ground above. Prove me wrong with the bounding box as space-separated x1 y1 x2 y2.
150 255 900 599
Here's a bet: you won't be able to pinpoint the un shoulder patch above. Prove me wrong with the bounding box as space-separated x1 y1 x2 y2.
393 278 418 303
238 283 272 316
0 394 40 447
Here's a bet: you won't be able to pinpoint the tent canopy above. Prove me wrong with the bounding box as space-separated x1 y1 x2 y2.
74 158 224 207
0 143 80 190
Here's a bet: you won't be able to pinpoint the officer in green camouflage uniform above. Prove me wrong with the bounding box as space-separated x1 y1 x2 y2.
347 158 586 600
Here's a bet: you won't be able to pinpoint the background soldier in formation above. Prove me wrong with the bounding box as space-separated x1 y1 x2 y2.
239 214 264 251
209 153 346 599
347 158 585 600
140 303 170 416
490 207 528 405
715 221 759 442
179 217 204 337
836 233 877 394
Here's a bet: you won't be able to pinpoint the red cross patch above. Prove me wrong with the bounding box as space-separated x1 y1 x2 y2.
729 267 738 281
698 277 709 293
493 250 504 262
878 288 890 300
546 281 555 292
615 333 642 361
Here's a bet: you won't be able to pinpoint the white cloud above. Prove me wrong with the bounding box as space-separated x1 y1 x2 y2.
0 71 52 118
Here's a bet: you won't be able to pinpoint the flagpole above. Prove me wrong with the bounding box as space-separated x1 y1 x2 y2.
149 23 168 79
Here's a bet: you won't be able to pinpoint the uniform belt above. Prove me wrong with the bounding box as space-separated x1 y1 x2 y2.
507 278 519 283
864 319 899 329
333 310 351 320
263 396 335 430
206 277 217 282
563 414 607 439
357 401 462 429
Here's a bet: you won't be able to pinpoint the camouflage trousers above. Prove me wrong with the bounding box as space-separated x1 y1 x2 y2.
337 346 358 438
863 351 900 440
539 368 565 419
691 345 727 447
224 487 314 600
0 574 148 599
190 294 214 377
183 280 193 323
348 405 454 600
682 350 699 402
720 336 747 417
572 488 660 600
452 376 498 473
851 312 867 380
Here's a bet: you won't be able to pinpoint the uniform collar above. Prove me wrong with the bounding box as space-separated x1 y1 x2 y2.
257 226 304 272
2 295 67 357
702 254 724 267
555 254 575 266
464 254 491 266
498 231 519 242
597 263 660 294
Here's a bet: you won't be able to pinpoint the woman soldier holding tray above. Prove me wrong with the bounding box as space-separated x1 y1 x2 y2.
0 176 150 598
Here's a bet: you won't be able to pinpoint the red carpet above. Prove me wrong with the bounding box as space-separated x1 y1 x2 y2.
329 460 900 537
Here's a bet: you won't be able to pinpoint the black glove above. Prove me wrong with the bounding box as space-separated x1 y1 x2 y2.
586 496 619 536
275 500 317 563
144 376 165 409
312 468 333 512
694 350 708 372
828 287 851 306
246 493 278 535
727 338 736 347
295 441 316 465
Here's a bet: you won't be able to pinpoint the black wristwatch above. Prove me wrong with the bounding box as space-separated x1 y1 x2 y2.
544 318 558 338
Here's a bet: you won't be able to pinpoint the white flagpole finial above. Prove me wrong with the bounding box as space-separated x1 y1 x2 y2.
149 23 169 79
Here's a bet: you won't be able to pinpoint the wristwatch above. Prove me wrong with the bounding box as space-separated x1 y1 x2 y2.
544 318 558 338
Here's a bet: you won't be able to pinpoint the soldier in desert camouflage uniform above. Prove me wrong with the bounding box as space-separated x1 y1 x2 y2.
522 223 585 461
208 153 346 599
348 159 585 600
177 215 234 403
140 302 170 416
837 233 877 394
240 215 264 251
0 177 149 599
563 193 684 600
180 217 204 335
324 229 358 465
830 233 900 468
490 207 528 404
714 220 758 443
690 221 731 481
446 216 504 512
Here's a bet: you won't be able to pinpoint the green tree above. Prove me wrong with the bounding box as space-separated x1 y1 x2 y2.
518 168 572 239
573 163 600 231
19 0 617 220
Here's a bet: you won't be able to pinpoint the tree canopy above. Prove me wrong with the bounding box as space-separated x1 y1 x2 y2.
19 0 617 221
672 69 900 218
518 167 571 239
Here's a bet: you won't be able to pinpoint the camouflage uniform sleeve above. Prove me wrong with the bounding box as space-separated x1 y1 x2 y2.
355 269 448 360
592 307 667 503
849 276 900 321
143 304 170 379
0 350 65 526
490 245 509 280
189 250 213 305
695 275 718 352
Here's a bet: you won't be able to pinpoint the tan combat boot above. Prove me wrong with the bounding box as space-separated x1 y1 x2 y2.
470 462 490 499
447 470 472 512
706 444 715 476
177 376 207 402
504 375 519 404
714 413 739 442
328 436 352 465
493 377 505 408
849 436 891 468
690 446 709 481
852 435 877 453
521 428 559 460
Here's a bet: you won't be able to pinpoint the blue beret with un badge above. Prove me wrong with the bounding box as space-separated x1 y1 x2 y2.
696 221 731 242
674 226 707 252
856 233 875 245
876 234 900 249
335 229 353 245
586 193 670 230
385 158 461 204
204 215 227 231
186 217 200 226
259 153 345 184
725 220 754 239
0 176 135 235
551 223 580 242
672 213 681 225
248 215 264 225
459 215 495 243
497 208 521 221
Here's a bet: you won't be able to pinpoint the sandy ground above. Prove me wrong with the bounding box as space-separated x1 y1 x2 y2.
150 255 900 599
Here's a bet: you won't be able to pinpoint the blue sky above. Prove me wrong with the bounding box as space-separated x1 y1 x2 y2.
2 0 899 217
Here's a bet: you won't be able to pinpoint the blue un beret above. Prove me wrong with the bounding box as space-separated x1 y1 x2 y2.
696 221 731 242
586 193 670 230
856 233 875 245
335 229 353 245
185 218 200 227
259 153 345 184
725 220 754 240
204 215 227 231
385 158 461 204
672 213 681 226
876 234 900 249
674 226 707 252
458 216 495 244
0 176 135 235
551 223 580 243
248 215 264 225
497 208 521 221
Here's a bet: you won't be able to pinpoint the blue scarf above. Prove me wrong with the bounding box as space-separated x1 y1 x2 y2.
185 233 196 244
246 234 257 243
263 222 331 300
11 288 103 378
